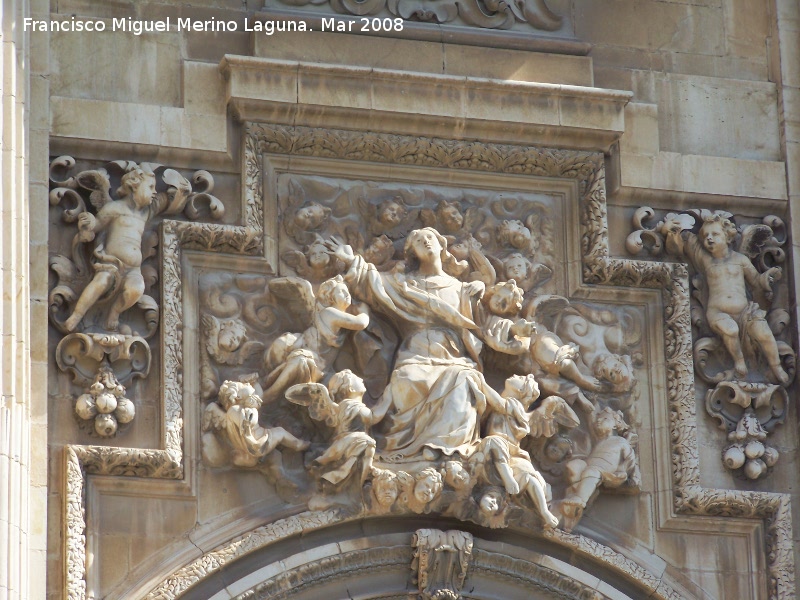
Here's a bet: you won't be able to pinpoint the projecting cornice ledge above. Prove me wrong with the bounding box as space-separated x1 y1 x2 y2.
219 55 632 153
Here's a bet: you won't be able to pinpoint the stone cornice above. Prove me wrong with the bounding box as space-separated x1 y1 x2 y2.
219 56 632 152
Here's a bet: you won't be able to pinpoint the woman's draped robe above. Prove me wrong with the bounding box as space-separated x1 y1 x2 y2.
345 256 507 460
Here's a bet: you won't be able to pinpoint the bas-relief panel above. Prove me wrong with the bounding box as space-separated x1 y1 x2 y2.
198 173 646 533
47 157 228 448
48 125 797 600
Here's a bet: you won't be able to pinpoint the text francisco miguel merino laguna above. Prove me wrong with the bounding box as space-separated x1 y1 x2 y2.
23 16 320 35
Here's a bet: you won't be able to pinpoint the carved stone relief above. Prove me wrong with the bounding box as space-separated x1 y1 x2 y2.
627 207 794 479
57 125 797 600
199 174 645 532
263 0 563 32
49 156 224 437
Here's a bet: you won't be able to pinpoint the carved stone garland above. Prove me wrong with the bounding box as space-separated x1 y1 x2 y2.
60 126 796 600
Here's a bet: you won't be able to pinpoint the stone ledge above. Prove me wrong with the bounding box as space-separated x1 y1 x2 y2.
220 55 633 152
611 150 788 205
50 97 228 155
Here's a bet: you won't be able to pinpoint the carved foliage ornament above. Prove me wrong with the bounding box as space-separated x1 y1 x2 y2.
200 174 644 533
627 207 794 479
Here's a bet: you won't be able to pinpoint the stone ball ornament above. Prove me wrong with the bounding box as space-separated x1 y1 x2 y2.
73 367 135 437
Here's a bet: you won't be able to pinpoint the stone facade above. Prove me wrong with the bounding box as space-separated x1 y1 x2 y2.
2 0 800 598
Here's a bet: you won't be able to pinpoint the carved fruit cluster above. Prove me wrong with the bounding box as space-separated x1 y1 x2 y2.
75 368 135 437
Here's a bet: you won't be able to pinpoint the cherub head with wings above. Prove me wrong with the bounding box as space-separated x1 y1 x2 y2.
202 314 263 366
497 219 532 250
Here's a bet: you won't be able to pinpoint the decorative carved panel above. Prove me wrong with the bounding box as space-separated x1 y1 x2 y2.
55 125 796 600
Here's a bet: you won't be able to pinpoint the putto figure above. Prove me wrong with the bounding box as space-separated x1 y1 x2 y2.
477 374 573 528
286 370 392 487
662 213 789 384
262 275 370 403
203 380 309 468
50 157 224 336
64 167 157 332
561 407 639 531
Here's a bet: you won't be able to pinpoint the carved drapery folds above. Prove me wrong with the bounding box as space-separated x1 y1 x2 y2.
627 207 794 478
50 156 224 437
200 174 643 532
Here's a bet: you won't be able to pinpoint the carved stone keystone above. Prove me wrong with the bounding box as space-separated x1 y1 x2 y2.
411 529 474 600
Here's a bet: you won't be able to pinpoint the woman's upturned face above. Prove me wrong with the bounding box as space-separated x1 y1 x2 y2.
409 229 443 263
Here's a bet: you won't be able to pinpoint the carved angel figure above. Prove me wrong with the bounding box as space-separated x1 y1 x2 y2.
202 380 309 468
448 235 497 285
262 275 369 403
561 407 639 532
497 219 532 251
369 468 401 514
420 199 465 234
63 167 158 332
399 467 444 514
477 374 575 528
50 158 222 336
501 252 552 293
285 202 332 245
534 299 639 400
661 213 789 384
481 282 604 411
286 370 392 486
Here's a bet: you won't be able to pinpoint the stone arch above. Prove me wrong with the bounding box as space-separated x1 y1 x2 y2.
146 515 688 599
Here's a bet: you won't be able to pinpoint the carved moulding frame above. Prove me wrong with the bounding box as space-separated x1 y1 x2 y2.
61 124 794 600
